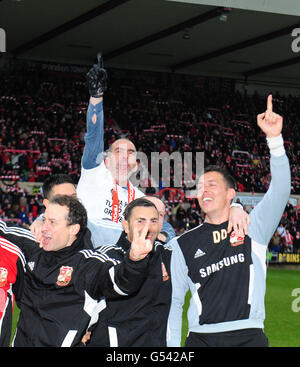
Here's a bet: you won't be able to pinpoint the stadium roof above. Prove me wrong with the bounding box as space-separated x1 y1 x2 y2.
1 0 300 87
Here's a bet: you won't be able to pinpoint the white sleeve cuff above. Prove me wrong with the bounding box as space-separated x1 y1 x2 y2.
266 134 285 157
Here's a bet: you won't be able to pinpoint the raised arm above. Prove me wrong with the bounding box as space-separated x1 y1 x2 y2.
82 53 108 169
248 95 291 245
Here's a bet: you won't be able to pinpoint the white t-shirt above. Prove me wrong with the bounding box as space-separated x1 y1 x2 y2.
77 161 144 224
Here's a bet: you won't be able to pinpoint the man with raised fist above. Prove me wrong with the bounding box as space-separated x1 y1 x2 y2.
77 53 145 228
77 53 176 243
76 53 248 245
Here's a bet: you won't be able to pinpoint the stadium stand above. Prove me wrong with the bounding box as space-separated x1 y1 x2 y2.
0 63 299 251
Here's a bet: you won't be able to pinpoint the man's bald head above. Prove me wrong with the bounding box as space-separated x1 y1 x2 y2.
144 196 166 231
105 138 138 185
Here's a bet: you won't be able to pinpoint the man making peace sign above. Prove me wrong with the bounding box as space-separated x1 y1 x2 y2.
84 198 173 347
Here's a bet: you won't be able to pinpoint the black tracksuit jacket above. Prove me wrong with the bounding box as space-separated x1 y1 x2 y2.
87 231 172 347
0 220 149 347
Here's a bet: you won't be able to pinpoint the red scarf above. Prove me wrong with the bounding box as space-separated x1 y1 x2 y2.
112 180 135 223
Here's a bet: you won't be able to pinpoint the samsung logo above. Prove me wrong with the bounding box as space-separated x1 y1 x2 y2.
199 253 245 278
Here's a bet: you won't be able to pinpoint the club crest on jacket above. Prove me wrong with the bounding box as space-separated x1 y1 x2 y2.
230 232 245 246
56 266 73 286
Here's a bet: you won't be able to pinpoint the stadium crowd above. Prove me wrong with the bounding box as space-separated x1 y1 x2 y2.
0 62 299 245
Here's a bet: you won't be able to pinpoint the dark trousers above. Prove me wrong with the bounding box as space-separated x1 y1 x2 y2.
185 328 269 347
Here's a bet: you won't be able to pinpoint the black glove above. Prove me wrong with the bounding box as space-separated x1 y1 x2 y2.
86 52 108 97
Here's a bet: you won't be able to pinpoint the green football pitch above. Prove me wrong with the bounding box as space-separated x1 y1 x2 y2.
11 268 300 347
181 268 300 347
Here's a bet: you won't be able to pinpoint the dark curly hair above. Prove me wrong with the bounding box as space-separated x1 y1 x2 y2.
49 195 87 233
